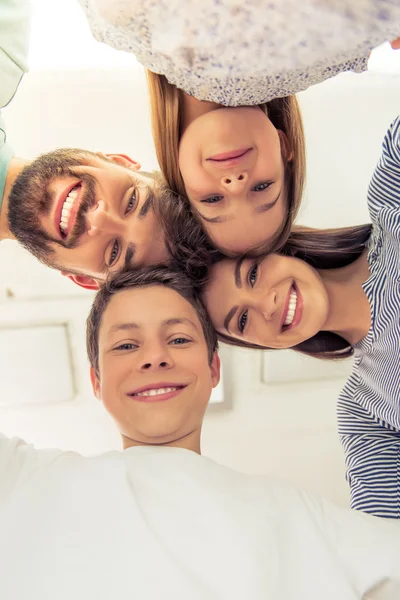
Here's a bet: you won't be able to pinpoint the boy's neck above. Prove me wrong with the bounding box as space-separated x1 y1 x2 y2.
122 428 202 454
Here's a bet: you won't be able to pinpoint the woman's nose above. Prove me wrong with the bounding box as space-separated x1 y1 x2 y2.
220 172 248 190
260 291 277 321
87 201 120 236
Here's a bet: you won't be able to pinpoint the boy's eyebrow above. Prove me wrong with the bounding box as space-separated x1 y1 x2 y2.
108 317 199 334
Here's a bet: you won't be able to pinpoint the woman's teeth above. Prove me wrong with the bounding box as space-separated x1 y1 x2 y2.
133 387 180 397
284 288 297 326
60 186 79 234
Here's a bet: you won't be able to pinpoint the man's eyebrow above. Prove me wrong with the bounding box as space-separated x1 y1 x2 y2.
123 243 136 270
255 191 281 214
138 186 154 219
224 306 239 333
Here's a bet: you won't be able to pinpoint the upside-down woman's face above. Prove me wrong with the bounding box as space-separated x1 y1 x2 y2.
178 107 287 254
202 254 330 348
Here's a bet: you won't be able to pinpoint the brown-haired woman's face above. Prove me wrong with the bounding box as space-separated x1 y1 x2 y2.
202 255 329 348
178 106 287 254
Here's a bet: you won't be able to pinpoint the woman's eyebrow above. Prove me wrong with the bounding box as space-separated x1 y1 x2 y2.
255 191 281 213
198 214 227 223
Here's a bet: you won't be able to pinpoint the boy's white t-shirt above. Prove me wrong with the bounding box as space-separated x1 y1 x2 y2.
0 433 398 600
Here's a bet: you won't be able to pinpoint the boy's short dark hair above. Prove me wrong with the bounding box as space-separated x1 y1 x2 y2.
86 266 218 375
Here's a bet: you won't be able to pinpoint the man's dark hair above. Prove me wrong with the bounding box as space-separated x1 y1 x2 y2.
86 265 218 375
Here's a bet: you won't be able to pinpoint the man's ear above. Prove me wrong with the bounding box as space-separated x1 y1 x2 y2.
97 152 141 171
61 272 101 291
210 352 221 388
277 130 294 162
391 37 400 50
90 366 101 400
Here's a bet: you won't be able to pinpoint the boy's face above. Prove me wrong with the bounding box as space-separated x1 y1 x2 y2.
91 285 220 447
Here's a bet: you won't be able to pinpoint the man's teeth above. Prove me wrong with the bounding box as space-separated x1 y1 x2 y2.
284 288 297 326
60 187 79 233
133 387 180 397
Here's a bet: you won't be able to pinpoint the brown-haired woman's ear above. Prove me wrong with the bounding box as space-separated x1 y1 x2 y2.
277 130 294 162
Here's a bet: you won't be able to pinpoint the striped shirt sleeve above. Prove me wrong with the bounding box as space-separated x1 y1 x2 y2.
367 116 400 229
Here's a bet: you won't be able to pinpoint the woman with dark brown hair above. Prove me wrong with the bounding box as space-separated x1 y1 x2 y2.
201 117 400 519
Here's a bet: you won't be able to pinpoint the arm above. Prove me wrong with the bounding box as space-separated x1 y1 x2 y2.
0 0 31 108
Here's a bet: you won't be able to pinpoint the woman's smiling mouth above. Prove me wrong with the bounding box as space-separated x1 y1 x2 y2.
281 282 303 332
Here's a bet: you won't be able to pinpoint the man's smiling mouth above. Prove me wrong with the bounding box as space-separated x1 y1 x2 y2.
55 182 83 239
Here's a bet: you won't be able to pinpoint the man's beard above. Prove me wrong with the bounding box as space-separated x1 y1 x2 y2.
8 150 98 266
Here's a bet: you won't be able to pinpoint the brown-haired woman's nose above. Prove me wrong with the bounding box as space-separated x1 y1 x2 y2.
221 172 248 187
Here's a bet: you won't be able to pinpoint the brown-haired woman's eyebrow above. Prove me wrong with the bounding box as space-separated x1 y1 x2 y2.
198 214 226 224
255 191 281 214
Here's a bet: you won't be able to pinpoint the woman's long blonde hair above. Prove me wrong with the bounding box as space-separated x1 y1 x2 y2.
147 70 306 255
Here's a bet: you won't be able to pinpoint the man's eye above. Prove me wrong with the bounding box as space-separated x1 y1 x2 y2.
248 264 258 287
170 337 191 345
252 182 272 192
201 196 223 204
238 310 248 333
109 240 119 266
126 190 137 214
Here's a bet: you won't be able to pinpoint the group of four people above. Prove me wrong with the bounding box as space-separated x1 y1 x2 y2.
2 0 400 597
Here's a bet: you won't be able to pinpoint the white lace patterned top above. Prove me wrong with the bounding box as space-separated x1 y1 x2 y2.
79 0 400 106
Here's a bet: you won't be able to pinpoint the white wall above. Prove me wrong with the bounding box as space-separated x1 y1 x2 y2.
2 14 400 507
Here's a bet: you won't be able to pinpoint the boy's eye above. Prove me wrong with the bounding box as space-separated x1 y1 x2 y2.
201 196 223 204
170 337 190 345
114 343 137 351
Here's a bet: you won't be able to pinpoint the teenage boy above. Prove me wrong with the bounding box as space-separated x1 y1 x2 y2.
0 266 398 599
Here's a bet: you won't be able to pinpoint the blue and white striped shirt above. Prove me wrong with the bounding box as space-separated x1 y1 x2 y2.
338 116 400 519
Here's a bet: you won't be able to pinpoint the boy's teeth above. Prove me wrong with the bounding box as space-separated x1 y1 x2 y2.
284 288 297 326
134 387 179 397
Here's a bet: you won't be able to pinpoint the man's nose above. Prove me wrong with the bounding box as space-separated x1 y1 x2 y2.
220 172 248 191
86 201 120 236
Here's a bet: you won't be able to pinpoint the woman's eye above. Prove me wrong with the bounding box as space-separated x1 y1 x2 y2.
115 343 137 351
201 196 223 204
248 264 258 287
252 182 272 192
109 240 119 266
170 337 190 345
125 190 137 214
238 310 248 333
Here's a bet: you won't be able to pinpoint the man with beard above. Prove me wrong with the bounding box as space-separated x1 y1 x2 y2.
0 3 185 290
4 148 171 289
